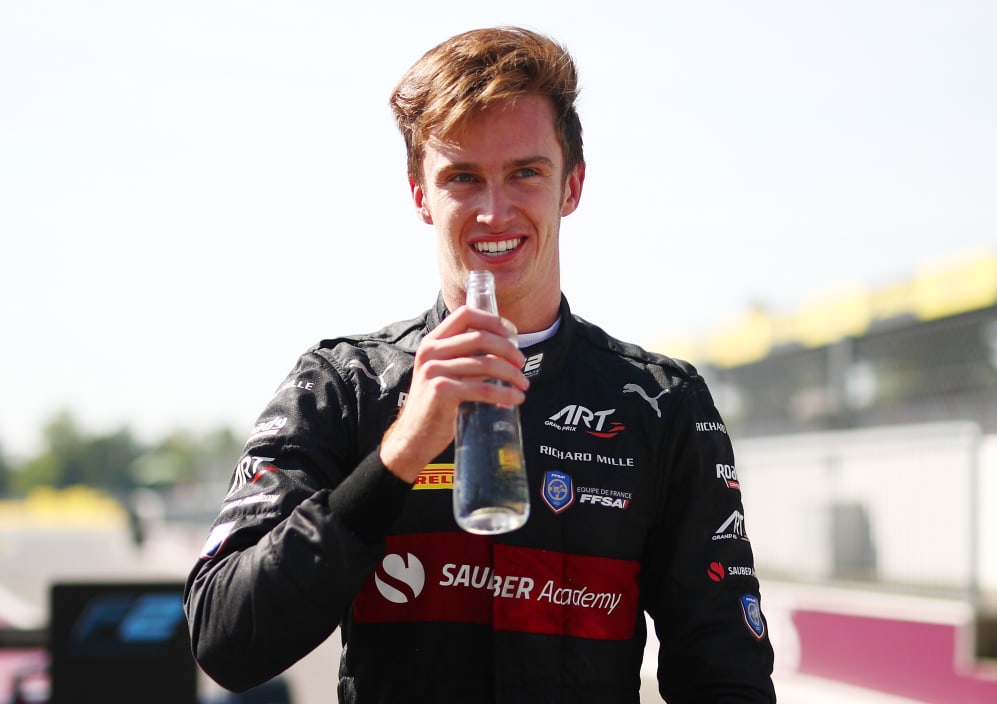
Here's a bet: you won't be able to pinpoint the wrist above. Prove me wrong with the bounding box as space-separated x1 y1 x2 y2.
379 421 427 483
327 449 412 543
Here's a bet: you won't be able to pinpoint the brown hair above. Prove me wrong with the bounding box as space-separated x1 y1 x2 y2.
390 26 584 184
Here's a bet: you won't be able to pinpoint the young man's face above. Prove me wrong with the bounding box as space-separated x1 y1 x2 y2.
411 95 584 327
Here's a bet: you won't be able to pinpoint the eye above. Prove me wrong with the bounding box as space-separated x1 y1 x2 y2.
514 167 540 178
450 173 475 183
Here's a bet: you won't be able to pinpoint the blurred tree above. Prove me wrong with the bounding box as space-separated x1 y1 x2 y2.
132 426 241 487
6 411 241 499
201 426 242 480
0 441 10 495
132 430 202 487
12 412 143 492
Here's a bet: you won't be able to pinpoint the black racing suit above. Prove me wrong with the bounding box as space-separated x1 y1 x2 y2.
184 295 776 703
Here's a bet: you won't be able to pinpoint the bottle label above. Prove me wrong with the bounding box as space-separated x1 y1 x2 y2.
498 448 522 471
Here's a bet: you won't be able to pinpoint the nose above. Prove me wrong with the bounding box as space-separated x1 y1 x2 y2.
476 182 515 230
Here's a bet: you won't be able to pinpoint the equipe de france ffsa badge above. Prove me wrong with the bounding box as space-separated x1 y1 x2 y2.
740 594 766 640
542 470 574 514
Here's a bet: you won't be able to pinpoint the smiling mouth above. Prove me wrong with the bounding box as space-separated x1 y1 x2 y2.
474 238 524 256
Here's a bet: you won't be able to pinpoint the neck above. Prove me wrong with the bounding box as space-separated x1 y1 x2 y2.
498 296 561 334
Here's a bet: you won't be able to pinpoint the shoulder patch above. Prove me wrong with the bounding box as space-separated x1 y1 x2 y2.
200 521 236 559
740 594 766 640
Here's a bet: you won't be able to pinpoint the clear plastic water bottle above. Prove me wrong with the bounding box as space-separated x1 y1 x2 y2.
453 270 531 535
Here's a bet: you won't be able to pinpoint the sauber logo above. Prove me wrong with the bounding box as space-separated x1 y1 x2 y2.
728 565 756 577
708 561 725 582
546 404 624 438
707 561 756 581
440 564 535 601
374 553 425 604
354 535 642 641
380 557 624 615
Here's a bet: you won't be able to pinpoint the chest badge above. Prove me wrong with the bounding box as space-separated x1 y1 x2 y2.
542 471 575 514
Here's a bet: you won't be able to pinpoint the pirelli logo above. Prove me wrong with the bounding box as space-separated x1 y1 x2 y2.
413 464 454 490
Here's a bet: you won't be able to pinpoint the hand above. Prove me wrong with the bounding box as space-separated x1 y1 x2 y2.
379 306 529 483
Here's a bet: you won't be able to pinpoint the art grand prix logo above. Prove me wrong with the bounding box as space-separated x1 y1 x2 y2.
225 455 278 499
713 510 749 542
374 552 425 604
546 404 623 438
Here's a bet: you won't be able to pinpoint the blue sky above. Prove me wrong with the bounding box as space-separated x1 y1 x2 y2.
2 1 994 458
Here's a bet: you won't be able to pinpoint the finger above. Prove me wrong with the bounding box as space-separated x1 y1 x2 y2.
436 306 518 343
502 318 519 344
463 378 527 406
421 354 530 392
440 328 524 364
418 327 525 370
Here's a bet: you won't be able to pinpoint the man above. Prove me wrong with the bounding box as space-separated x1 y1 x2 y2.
185 26 776 703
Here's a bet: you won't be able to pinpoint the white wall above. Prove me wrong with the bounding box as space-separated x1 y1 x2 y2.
736 422 991 595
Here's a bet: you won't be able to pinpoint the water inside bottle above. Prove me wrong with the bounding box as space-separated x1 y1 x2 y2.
453 402 530 535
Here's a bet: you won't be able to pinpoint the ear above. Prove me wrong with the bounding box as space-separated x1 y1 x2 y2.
560 161 585 217
410 177 434 224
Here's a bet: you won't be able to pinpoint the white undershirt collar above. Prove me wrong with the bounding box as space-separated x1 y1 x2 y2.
517 316 562 349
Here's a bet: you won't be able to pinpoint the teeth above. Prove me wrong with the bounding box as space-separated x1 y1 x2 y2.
474 238 521 255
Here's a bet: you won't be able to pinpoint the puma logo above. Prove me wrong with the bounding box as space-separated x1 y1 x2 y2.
348 359 394 392
623 383 666 418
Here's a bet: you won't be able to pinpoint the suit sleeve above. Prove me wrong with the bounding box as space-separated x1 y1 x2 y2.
641 377 776 703
183 350 411 692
